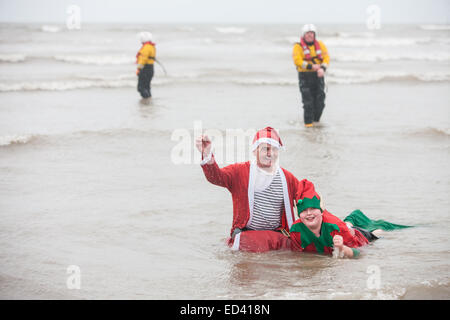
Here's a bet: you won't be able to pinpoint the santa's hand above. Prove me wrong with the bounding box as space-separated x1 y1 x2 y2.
195 135 212 156
312 64 320 71
333 235 344 250
317 68 325 78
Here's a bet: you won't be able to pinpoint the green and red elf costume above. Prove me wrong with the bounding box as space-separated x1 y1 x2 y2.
290 196 412 257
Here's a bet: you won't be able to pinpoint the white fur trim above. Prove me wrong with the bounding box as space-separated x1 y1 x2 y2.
231 232 241 251
246 164 292 230
200 151 213 166
246 161 257 228
279 169 294 229
251 138 281 151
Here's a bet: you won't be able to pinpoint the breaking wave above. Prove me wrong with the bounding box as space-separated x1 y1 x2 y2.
285 35 449 48
327 69 450 84
0 134 36 147
0 75 176 92
333 51 450 62
41 25 61 33
0 69 448 92
53 54 134 65
420 24 450 31
215 27 247 34
406 127 450 138
0 79 134 92
0 54 27 63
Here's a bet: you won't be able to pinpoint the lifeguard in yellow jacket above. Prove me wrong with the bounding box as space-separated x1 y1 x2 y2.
136 31 156 99
292 24 330 127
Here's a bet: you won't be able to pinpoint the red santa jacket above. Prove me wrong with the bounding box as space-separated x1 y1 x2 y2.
201 155 319 237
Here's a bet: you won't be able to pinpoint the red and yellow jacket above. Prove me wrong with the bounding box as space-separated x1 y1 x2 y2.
136 42 156 67
292 38 330 72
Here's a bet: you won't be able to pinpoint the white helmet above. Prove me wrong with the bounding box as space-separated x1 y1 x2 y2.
302 24 317 37
139 31 153 43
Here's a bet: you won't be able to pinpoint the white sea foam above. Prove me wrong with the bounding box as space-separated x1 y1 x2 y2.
41 25 60 33
231 78 297 86
0 54 26 63
0 79 134 92
215 27 247 34
0 134 35 147
286 36 443 47
420 24 450 31
0 77 174 92
333 51 450 62
324 37 427 47
328 69 450 84
53 54 134 65
177 26 195 32
335 31 377 38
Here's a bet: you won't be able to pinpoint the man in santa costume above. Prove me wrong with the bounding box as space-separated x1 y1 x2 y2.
195 127 319 252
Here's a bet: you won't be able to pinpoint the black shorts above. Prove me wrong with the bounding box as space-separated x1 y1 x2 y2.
353 226 379 242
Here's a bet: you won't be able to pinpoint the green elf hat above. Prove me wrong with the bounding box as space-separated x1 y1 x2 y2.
297 196 322 214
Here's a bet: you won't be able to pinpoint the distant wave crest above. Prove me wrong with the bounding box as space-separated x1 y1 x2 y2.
41 25 61 33
333 51 450 62
285 35 450 48
0 134 36 147
215 27 247 34
407 127 450 138
420 24 450 31
0 54 27 63
53 54 134 65
0 76 175 92
0 68 448 92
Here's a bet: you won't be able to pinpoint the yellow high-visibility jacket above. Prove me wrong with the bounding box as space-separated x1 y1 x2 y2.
292 40 330 72
136 42 156 67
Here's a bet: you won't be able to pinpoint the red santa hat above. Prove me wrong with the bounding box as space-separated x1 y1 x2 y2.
251 127 283 151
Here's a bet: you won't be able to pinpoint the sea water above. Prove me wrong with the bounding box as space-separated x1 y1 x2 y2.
0 23 449 299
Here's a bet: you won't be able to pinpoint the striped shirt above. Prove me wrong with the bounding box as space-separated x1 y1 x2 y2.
247 171 284 230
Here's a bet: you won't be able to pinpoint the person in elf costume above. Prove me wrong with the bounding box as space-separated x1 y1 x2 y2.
196 127 320 253
290 196 412 258
292 24 330 127
136 31 156 99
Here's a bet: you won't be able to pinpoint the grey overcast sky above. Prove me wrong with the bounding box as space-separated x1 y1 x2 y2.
0 0 449 24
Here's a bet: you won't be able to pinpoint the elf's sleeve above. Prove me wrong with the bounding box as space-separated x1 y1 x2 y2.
336 222 365 249
200 154 234 191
